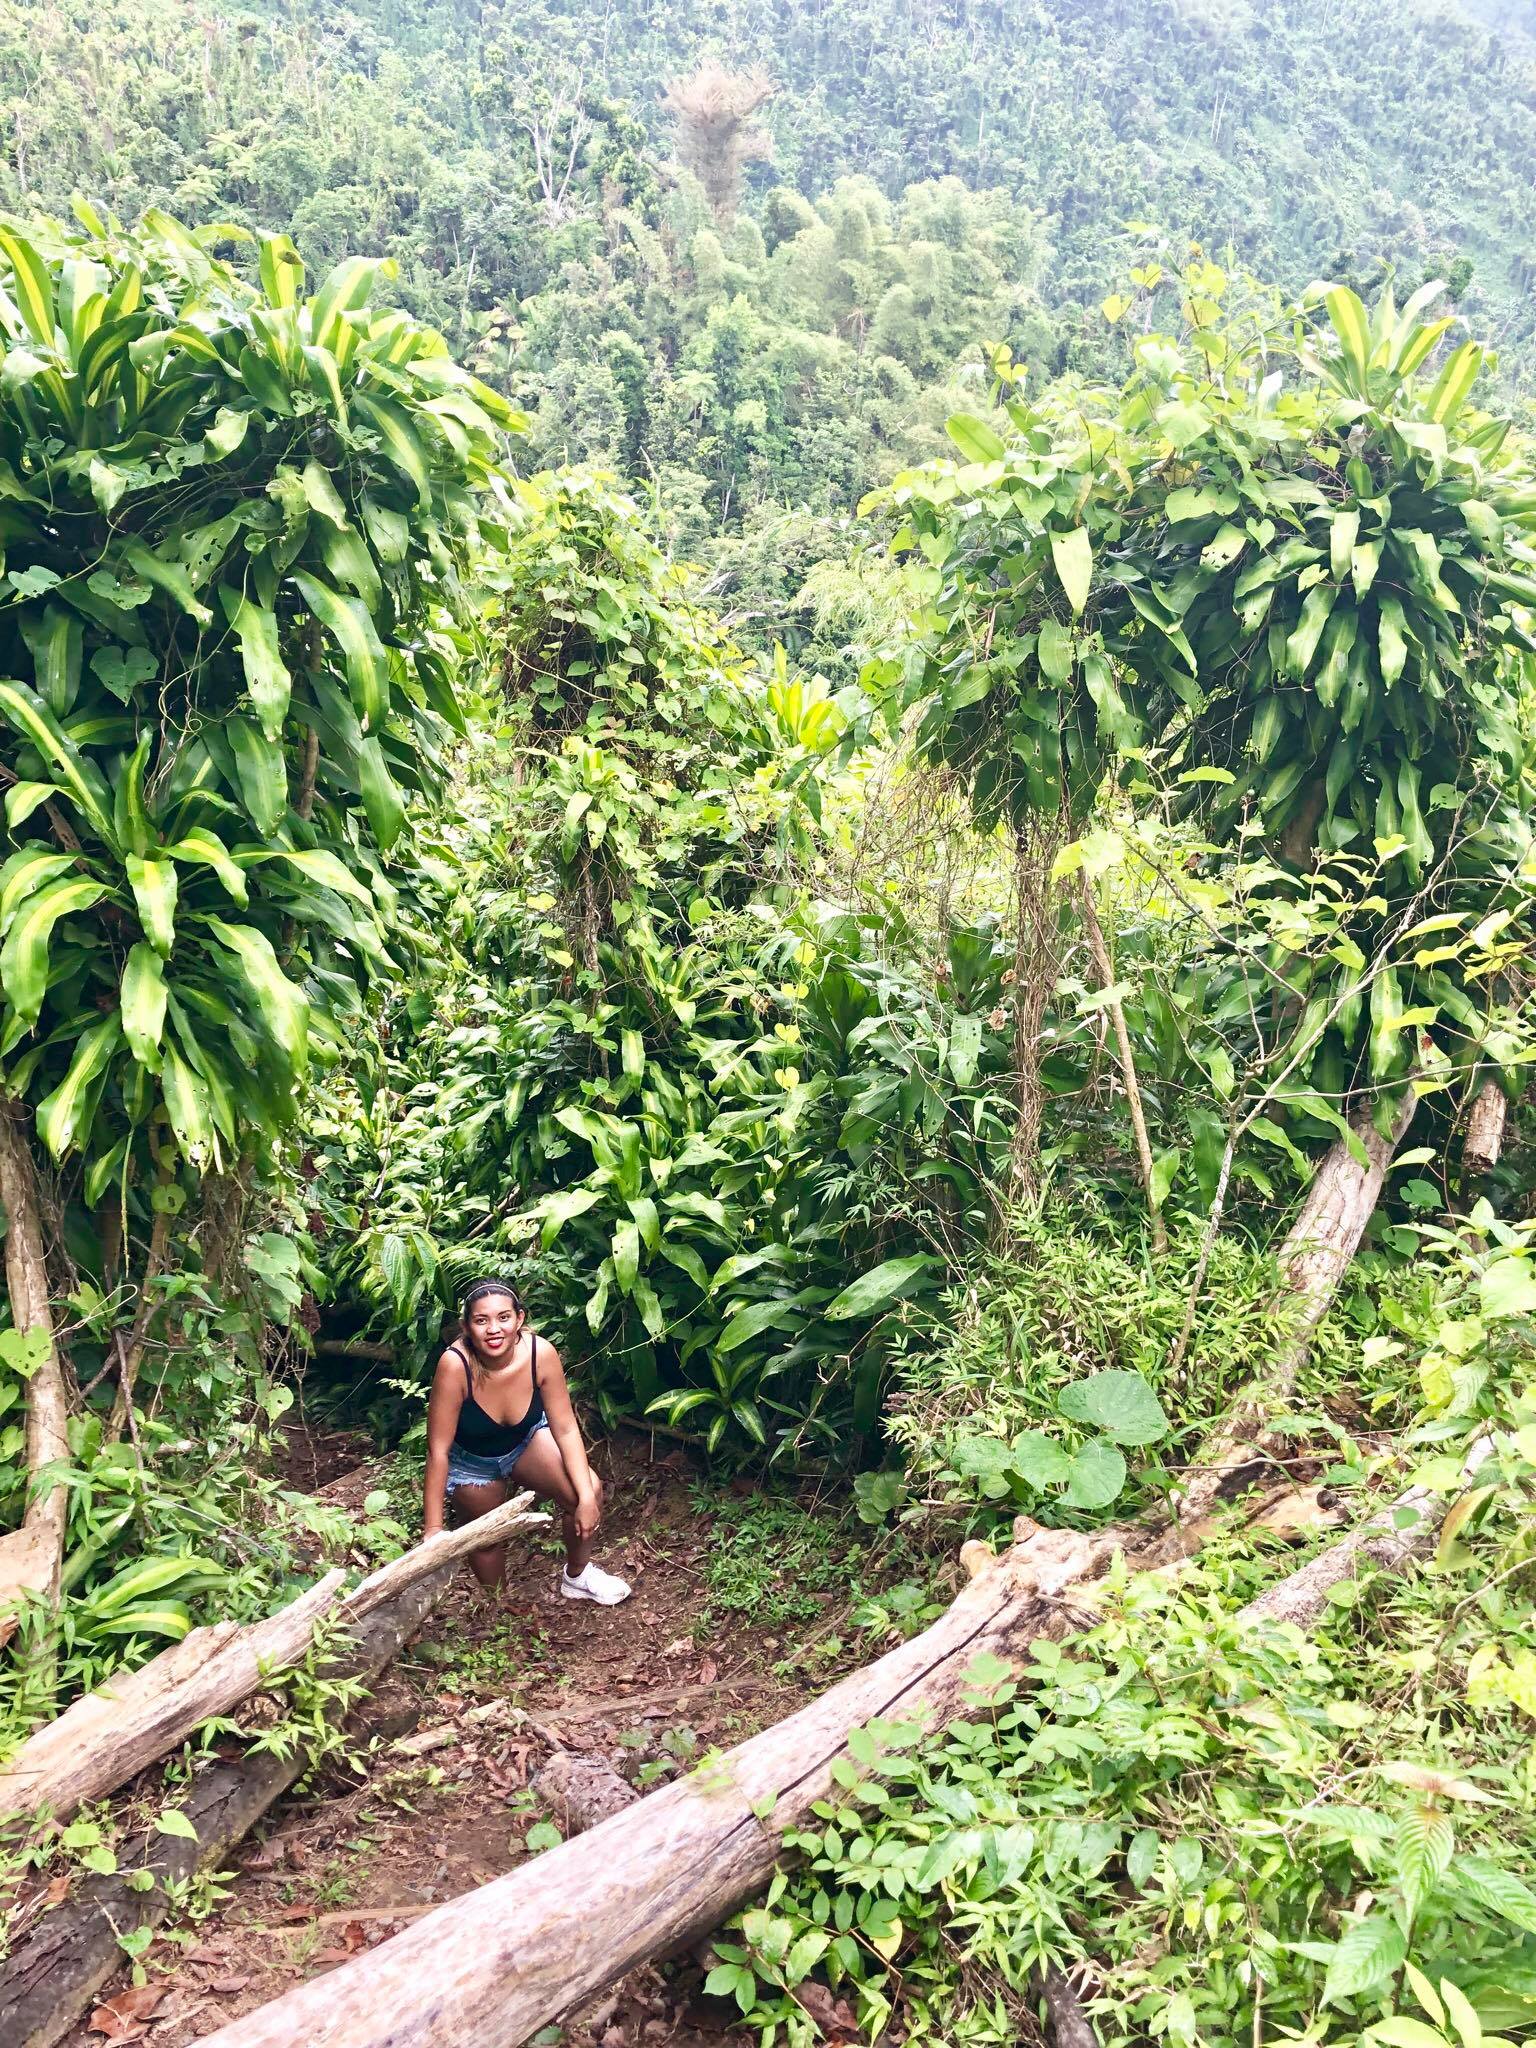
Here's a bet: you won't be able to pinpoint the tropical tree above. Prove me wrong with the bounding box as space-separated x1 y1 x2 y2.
0 207 517 1632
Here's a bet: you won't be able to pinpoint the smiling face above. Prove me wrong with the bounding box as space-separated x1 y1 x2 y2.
466 1289 521 1365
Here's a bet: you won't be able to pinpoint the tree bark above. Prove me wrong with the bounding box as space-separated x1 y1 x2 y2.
0 1096 71 1654
1077 872 1165 1256
1007 817 1060 1212
0 1565 451 2048
0 1494 547 1826
1175 1090 1417 1526
194 1518 1146 2048
1462 1077 1508 1181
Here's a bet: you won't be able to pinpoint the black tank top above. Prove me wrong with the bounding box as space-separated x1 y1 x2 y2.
450 1338 545 1456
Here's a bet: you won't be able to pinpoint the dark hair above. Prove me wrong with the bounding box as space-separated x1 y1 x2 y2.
461 1277 523 1319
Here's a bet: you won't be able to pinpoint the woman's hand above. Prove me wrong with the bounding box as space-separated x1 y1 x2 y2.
573 1479 603 1541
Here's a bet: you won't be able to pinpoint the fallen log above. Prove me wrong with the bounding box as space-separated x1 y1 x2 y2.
1176 1092 1418 1526
196 1517 1146 2048
0 1563 452 2048
0 1096 72 1653
1236 1434 1496 1633
0 1493 547 1826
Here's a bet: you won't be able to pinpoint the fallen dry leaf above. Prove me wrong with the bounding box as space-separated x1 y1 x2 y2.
310 1946 353 1966
661 1636 690 1657
207 1975 252 1995
88 1983 165 2039
698 1656 718 1686
43 1873 70 1905
795 1981 859 2041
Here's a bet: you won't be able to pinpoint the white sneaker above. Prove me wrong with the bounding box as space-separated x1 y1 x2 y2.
560 1561 631 1606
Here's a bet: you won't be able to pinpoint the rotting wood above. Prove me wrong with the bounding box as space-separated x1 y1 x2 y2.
0 1494 547 1826
194 1516 1157 2048
1236 1435 1495 1633
0 1096 71 1654
1175 1091 1418 1526
0 1567 450 2048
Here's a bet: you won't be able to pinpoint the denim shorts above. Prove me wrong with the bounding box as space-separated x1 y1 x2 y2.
444 1419 550 1500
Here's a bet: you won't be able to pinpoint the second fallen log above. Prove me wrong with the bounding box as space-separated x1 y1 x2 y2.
0 1493 547 1827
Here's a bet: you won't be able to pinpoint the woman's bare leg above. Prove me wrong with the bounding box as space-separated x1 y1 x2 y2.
446 1476 509 1588
507 1431 600 1574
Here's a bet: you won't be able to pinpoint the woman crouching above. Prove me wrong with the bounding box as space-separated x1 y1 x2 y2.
422 1277 630 1605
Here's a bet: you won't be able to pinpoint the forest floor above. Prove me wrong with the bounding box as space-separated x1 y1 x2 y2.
67 1422 904 2047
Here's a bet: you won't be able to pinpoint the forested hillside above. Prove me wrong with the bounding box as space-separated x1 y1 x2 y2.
7 0 1536 541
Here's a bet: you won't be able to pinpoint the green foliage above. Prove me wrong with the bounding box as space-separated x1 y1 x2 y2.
720 1224 1536 2048
0 209 515 1187
884 1200 1330 1524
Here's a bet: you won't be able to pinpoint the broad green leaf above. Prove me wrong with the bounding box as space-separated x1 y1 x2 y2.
1064 1368 1171 1449
0 876 107 1026
1062 1437 1126 1510
1037 617 1073 683
533 1187 601 1249
357 736 405 849
227 715 288 835
945 413 1006 463
219 588 291 739
203 918 307 1071
292 571 389 731
258 233 305 309
1323 1914 1406 2005
20 605 83 716
161 1040 214 1164
1378 595 1409 688
1480 1256 1536 1322
0 225 56 345
826 1253 934 1321
1330 509 1360 584
612 1217 640 1293
717 1298 798 1353
1050 526 1093 617
123 541 213 627
120 942 168 1069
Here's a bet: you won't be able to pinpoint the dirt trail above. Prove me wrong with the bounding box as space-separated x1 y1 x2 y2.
69 1430 796 2048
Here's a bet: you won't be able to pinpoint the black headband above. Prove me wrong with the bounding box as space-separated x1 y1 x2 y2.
462 1278 523 1315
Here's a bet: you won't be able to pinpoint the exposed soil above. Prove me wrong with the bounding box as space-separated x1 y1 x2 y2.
65 1429 808 2048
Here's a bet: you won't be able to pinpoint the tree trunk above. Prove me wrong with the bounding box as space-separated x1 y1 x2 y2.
1175 1090 1417 1526
0 1565 451 2048
1462 1077 1508 1181
1236 1434 1494 1633
0 1494 547 1826
1007 817 1060 1211
1077 872 1165 1256
0 1096 71 1656
195 1519 1146 2048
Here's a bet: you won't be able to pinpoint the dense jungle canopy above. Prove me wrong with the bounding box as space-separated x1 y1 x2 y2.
1 4 1535 2048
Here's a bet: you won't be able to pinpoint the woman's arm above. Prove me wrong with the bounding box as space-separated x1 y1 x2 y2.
422 1353 465 1539
537 1343 601 1538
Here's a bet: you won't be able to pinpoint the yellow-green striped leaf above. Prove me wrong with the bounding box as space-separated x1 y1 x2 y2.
160 1041 214 1165
0 848 75 933
163 828 249 906
0 875 106 1026
20 605 82 716
36 1015 120 1159
121 942 167 1070
0 226 56 346
1424 341 1482 425
126 855 177 957
1324 285 1371 381
0 680 115 842
258 234 305 311
357 735 405 849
